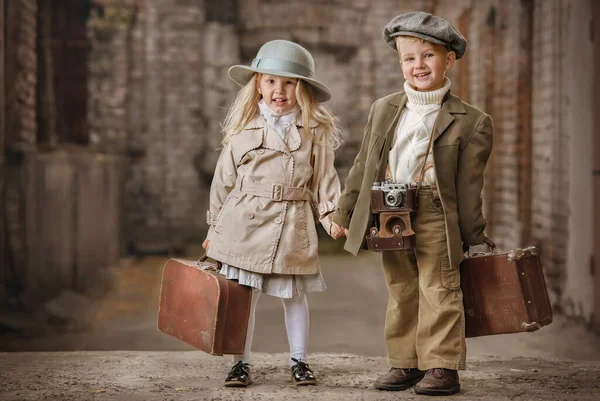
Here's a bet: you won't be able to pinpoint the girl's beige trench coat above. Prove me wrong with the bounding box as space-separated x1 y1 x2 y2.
206 115 341 275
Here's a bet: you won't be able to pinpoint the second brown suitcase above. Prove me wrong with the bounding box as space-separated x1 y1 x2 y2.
460 246 553 338
157 257 252 355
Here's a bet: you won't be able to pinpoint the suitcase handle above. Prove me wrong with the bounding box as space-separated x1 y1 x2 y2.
467 236 497 256
196 254 221 271
483 237 496 251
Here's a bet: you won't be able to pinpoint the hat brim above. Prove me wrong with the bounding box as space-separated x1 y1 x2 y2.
387 31 464 59
228 65 332 103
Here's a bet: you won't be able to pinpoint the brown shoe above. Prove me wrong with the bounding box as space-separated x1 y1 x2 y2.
414 368 460 395
373 368 425 391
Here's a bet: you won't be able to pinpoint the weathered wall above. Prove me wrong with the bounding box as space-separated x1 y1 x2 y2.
562 0 594 321
120 0 472 251
92 0 596 321
3 0 38 301
23 151 122 302
530 0 571 309
1 0 126 307
123 0 214 252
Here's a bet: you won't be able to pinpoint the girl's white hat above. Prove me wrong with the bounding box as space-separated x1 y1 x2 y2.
228 40 332 102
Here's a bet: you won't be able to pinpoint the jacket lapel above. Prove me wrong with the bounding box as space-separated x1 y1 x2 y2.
286 123 302 152
263 125 291 154
245 114 310 154
385 93 408 146
246 116 291 154
433 92 466 141
367 93 407 181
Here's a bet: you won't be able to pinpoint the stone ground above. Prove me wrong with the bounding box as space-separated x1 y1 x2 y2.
2 352 600 401
1 248 600 400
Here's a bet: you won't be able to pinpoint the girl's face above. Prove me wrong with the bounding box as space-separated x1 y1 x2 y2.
397 39 455 92
258 74 298 113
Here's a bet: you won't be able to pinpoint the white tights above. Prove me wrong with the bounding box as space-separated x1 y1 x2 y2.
233 289 309 366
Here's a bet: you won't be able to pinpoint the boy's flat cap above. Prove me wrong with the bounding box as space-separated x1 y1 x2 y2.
382 11 467 59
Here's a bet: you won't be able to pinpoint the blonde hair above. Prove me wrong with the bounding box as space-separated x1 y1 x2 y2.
221 73 343 149
221 74 262 145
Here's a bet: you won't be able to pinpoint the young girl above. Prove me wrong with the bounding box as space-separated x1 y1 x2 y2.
202 40 344 388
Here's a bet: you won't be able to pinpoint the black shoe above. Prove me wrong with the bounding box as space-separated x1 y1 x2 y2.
290 357 317 386
224 361 252 387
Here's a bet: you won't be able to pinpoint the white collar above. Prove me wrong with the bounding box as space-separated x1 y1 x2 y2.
258 100 298 139
404 77 451 106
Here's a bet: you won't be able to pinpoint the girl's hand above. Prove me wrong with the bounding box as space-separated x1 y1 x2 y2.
202 239 210 251
330 222 347 240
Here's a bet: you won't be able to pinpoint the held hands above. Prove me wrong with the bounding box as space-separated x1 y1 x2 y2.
330 222 348 240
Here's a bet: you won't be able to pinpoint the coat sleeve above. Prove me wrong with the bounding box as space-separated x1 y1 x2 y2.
456 114 494 246
206 141 237 241
331 102 376 229
310 133 342 236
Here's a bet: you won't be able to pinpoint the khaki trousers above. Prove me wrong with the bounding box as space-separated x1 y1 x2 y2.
381 188 466 371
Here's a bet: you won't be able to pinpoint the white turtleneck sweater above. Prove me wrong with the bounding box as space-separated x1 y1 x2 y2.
388 77 451 186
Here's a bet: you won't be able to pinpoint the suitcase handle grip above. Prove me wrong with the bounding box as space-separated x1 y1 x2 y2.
483 237 496 251
466 236 497 256
196 254 221 271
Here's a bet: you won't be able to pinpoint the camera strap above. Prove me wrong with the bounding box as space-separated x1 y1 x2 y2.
415 119 438 197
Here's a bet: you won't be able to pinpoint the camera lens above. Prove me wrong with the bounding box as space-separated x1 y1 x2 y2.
384 190 405 207
386 193 398 206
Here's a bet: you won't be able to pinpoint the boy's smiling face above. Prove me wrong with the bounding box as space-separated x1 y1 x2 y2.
396 38 455 92
258 74 298 114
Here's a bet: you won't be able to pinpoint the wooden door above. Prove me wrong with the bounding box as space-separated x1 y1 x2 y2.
50 0 91 145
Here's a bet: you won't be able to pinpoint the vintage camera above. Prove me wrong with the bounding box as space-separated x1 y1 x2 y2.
365 182 417 252
380 182 410 208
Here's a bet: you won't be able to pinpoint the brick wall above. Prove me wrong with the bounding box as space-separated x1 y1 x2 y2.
562 0 594 320
3 0 38 299
530 0 570 306
5 0 37 148
88 6 135 153
100 0 594 318
122 0 211 252
2 0 128 306
488 0 523 250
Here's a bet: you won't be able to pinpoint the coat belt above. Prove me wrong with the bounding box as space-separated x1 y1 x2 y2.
238 176 313 201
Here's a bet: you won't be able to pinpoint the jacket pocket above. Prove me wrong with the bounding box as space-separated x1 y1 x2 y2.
430 194 445 214
440 256 460 290
213 192 238 235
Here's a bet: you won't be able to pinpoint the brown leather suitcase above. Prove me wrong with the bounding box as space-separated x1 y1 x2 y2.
157 257 252 355
460 246 553 338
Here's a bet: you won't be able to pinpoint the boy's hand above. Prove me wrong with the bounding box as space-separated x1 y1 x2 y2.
202 239 210 251
330 222 348 240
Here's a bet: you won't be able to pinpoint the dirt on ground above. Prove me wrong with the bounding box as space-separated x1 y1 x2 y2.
2 351 600 401
1 249 600 400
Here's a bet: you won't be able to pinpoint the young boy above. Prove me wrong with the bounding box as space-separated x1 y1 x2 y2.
330 12 493 396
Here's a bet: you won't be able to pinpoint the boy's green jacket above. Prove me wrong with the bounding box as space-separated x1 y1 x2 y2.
332 91 493 268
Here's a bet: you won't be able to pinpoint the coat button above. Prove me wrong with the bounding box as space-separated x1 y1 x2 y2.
257 149 265 154
246 212 254 219
274 217 282 224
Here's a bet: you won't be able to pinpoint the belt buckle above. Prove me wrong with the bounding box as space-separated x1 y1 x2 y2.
271 184 283 201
